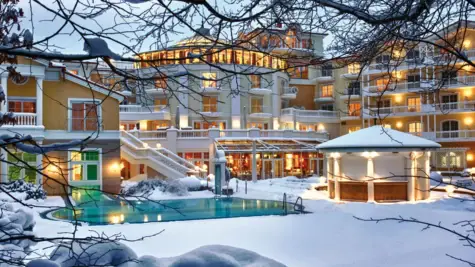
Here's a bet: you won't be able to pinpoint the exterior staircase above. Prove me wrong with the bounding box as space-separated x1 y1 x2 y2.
120 131 201 179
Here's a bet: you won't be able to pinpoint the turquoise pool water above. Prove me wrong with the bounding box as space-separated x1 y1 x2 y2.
49 192 301 225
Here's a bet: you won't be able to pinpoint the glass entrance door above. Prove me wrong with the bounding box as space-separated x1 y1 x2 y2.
273 159 283 178
310 159 324 176
263 160 273 179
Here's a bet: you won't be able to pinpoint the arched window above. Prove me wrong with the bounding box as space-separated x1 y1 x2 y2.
442 120 459 138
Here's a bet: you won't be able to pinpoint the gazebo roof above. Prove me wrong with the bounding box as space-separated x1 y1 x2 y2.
317 126 441 152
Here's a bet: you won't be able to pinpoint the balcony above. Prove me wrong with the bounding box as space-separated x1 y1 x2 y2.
412 130 475 142
281 87 298 100
340 110 361 120
364 81 422 95
280 108 339 123
314 70 334 83
364 104 430 118
249 87 272 95
435 101 475 113
249 105 272 118
314 92 333 102
438 76 475 89
119 105 171 121
144 87 167 96
339 88 361 99
199 105 222 117
200 86 220 93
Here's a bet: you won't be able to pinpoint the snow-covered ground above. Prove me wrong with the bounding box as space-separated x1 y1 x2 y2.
9 177 475 267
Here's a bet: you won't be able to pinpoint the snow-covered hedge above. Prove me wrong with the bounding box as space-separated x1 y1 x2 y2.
1 180 46 201
0 203 36 267
121 176 207 197
27 242 286 267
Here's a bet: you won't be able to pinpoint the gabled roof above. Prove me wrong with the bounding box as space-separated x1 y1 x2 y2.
317 126 441 152
30 57 124 102
64 71 124 102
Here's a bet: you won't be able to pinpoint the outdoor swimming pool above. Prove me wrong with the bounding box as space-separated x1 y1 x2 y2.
48 192 303 225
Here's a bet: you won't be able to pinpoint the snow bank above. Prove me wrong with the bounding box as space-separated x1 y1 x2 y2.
27 242 286 267
0 180 46 201
0 202 36 266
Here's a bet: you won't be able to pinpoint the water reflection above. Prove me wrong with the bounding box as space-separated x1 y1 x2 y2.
51 197 299 225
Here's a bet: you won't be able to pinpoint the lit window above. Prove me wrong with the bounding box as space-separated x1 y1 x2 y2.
348 126 360 133
250 97 264 113
202 72 217 88
348 103 361 116
320 84 333 97
70 151 100 182
348 63 360 74
250 75 261 88
203 96 218 112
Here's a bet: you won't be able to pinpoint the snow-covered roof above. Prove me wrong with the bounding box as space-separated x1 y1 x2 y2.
317 126 441 152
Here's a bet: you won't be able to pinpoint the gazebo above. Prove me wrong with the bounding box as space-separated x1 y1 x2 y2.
317 126 441 202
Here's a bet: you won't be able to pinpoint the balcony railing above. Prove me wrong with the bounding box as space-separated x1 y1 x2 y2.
439 76 475 87
343 88 361 96
2 113 38 126
368 105 422 116
435 130 475 140
366 81 421 93
178 130 209 138
119 105 169 113
436 101 475 112
282 87 298 95
249 105 271 114
281 108 339 118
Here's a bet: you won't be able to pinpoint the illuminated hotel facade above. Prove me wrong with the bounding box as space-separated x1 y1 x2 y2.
63 21 475 181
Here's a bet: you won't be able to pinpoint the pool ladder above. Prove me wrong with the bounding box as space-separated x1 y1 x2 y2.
282 193 304 215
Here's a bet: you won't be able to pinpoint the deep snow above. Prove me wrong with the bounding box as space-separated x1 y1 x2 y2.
5 178 475 267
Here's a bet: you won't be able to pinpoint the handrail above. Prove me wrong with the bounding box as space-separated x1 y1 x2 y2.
121 130 195 175
294 196 303 212
282 193 288 215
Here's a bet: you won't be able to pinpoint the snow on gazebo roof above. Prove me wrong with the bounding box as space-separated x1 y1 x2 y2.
317 126 441 152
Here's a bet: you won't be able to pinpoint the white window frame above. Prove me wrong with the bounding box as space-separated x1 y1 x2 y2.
68 98 102 132
6 151 38 184
8 97 37 113
67 148 103 189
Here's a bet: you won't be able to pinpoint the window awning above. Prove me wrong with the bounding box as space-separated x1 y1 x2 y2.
215 139 320 152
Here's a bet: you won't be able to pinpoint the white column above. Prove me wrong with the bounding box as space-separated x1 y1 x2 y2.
423 152 431 200
231 75 241 129
333 154 341 201
251 140 257 182
178 68 189 128
271 73 281 126
0 149 7 182
36 76 43 126
408 154 417 202
367 157 375 202
36 141 43 184
326 155 332 198
1 75 7 113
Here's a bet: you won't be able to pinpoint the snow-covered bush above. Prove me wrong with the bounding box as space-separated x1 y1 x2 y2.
27 242 286 267
179 176 202 191
0 203 36 267
163 179 189 196
122 177 205 197
1 180 46 201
